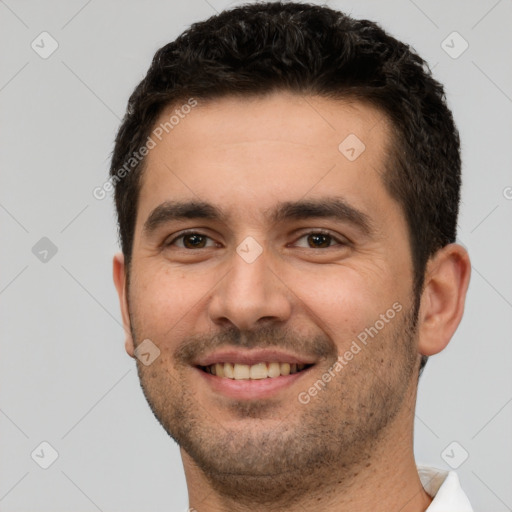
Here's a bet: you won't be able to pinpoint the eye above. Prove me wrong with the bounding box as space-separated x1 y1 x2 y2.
164 230 346 250
166 231 218 249
293 231 346 249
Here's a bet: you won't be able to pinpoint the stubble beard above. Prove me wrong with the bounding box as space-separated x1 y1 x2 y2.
128 297 419 507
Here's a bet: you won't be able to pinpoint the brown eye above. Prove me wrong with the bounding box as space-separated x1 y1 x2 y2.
182 234 207 248
307 233 332 248
293 231 344 249
166 232 216 249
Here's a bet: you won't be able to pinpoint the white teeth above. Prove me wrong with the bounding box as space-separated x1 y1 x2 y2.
249 363 268 380
233 364 250 379
204 361 310 379
268 362 281 378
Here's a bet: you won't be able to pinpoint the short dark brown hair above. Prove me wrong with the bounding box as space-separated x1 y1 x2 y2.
110 2 462 374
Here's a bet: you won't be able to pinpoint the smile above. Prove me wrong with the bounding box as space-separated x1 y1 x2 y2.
199 362 312 380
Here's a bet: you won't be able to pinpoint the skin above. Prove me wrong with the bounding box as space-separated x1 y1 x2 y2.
113 92 471 512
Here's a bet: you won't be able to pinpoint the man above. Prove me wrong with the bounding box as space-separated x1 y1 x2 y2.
111 3 472 510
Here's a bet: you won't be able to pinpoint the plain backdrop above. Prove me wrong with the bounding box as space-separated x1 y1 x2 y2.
1 1 511 511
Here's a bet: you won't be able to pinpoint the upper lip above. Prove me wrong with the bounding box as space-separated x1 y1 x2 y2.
194 348 317 367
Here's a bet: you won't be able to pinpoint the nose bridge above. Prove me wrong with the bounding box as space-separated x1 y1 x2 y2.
208 238 291 329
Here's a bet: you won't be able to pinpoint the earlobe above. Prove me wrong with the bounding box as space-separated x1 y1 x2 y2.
112 252 136 358
417 243 471 357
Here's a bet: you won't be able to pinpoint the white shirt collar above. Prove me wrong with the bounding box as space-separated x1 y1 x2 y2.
418 465 473 511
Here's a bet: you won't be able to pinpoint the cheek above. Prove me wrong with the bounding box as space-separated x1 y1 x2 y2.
287 262 399 343
129 262 211 338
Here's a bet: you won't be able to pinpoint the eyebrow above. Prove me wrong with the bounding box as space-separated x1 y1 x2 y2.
142 197 375 236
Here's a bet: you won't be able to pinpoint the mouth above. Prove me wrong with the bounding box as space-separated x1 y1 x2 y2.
198 361 314 380
193 349 317 400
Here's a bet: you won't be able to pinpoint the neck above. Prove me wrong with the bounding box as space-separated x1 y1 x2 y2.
182 397 432 512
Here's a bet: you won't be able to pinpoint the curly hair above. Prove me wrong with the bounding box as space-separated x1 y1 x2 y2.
110 2 462 375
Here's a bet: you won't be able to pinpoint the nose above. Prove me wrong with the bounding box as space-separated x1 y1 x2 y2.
207 240 293 331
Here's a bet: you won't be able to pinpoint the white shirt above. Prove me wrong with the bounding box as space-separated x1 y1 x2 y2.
419 465 473 511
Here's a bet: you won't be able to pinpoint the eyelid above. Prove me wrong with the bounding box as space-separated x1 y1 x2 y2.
164 228 349 249
290 229 350 248
164 229 220 248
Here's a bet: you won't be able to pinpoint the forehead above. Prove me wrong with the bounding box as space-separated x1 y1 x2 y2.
136 92 397 230
147 93 389 160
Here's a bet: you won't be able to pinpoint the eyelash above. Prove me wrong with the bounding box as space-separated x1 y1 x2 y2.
165 229 348 249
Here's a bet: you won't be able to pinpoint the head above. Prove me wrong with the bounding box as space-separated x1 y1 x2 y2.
111 2 470 504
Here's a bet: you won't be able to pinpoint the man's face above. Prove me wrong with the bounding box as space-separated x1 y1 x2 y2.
120 92 420 498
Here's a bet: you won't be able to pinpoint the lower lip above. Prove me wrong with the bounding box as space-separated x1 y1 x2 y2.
195 366 312 400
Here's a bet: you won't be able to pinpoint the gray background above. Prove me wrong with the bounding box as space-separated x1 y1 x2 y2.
1 0 511 510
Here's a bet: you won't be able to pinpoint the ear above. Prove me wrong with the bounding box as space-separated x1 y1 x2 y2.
113 252 135 358
417 243 471 356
